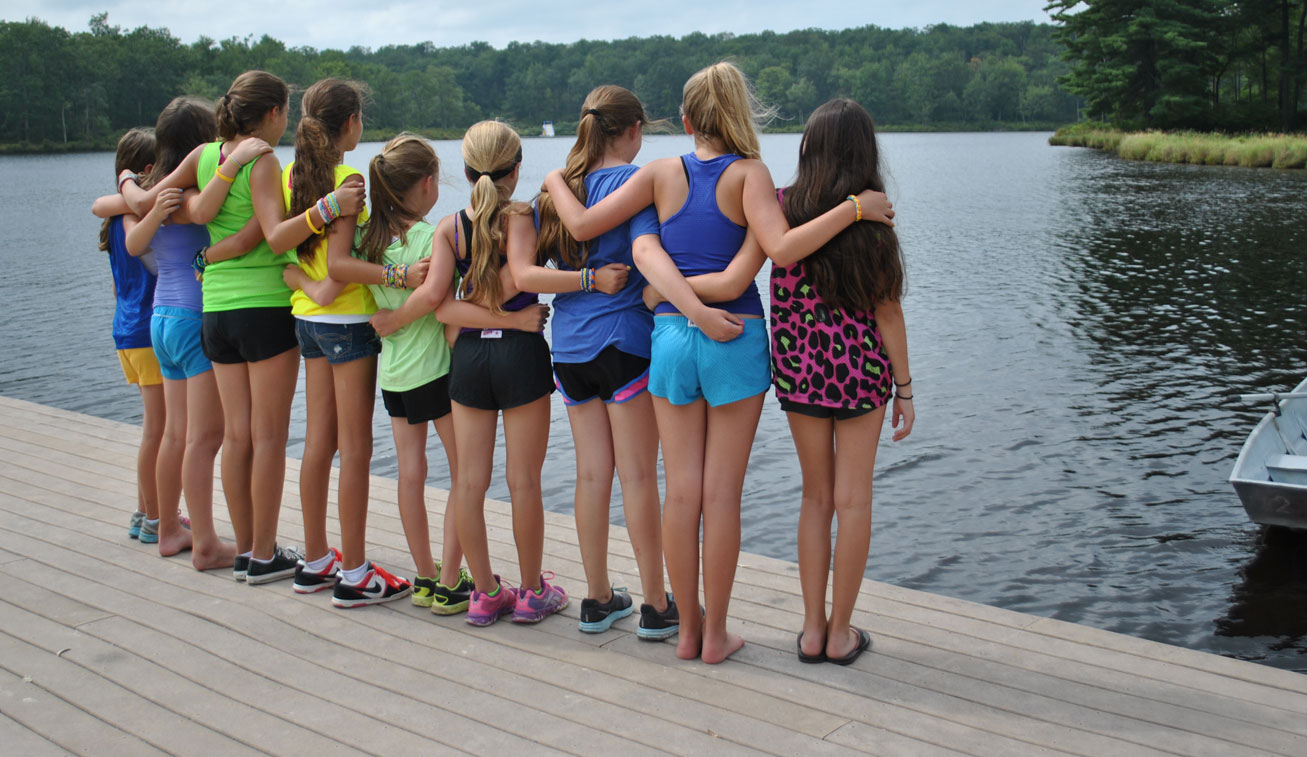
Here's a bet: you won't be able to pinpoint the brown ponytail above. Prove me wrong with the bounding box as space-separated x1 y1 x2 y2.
357 133 439 265
290 78 365 261
99 128 156 252
215 70 288 141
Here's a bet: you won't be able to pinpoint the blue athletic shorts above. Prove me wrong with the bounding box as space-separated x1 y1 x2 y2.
151 306 212 380
649 316 771 407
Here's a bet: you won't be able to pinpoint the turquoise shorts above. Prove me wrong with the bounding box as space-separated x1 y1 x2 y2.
151 306 212 380
649 316 771 407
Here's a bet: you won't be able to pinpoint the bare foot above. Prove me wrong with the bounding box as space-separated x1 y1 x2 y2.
826 627 862 659
701 631 745 664
192 540 237 571
158 528 193 557
676 626 702 660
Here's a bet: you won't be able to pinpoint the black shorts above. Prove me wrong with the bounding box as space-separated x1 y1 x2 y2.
201 307 298 364
779 398 876 421
448 329 554 411
382 375 452 425
553 346 650 406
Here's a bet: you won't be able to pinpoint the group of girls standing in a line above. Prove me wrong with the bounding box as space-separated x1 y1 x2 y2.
93 59 912 665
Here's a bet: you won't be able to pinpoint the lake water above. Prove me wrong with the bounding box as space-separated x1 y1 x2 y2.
3 132 1306 672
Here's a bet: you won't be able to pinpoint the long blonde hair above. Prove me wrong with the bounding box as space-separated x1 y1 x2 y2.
357 133 439 265
461 120 523 315
681 61 774 160
536 86 649 269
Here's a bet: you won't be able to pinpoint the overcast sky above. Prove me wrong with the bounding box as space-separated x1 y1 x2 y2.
5 2 1055 50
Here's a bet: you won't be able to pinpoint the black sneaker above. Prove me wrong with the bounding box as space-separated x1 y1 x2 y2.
430 567 475 616
245 545 304 585
637 593 679 640
234 555 250 582
293 547 342 594
579 587 634 633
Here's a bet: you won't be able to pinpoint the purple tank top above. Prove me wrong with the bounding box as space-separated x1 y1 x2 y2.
655 153 763 317
150 222 210 312
453 210 538 333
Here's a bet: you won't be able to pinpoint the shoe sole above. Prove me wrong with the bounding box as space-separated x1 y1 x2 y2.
331 587 413 608
245 568 298 585
293 581 336 594
411 594 435 608
512 597 570 624
466 606 513 626
637 624 680 641
233 571 246 582
431 600 470 616
578 603 634 633
138 534 158 544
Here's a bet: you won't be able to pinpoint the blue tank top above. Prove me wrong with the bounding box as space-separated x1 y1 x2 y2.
453 210 538 334
655 153 762 317
105 216 157 349
150 222 209 312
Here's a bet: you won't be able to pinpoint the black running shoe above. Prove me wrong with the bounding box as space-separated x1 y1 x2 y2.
579 587 634 633
234 555 250 582
431 567 475 616
637 593 679 640
245 545 304 585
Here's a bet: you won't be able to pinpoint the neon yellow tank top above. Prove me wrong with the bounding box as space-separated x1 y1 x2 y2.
282 162 376 317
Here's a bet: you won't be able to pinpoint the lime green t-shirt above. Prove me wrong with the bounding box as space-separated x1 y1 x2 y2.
365 222 454 392
197 141 295 312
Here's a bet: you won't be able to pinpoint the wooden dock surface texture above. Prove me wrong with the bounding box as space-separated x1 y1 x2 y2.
0 395 1304 756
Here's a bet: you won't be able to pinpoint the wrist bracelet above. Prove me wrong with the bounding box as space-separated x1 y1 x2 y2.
383 262 409 288
304 209 323 235
191 246 209 276
580 267 595 293
894 377 912 387
846 194 862 222
896 394 913 401
215 166 236 184
118 174 138 192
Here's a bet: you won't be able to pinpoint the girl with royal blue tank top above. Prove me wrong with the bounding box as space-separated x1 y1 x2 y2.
119 97 266 570
544 62 896 664
525 86 674 638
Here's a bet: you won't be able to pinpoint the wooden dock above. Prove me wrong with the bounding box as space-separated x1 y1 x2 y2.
0 394 1304 756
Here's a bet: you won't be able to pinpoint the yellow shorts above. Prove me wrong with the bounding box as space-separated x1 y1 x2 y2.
118 347 163 386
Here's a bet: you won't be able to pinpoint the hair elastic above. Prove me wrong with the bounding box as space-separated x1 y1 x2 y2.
464 148 524 183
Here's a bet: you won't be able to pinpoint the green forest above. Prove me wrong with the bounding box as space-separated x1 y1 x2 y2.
0 14 1079 150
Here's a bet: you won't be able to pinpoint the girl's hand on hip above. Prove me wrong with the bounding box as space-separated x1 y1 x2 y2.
370 309 400 337
694 308 744 343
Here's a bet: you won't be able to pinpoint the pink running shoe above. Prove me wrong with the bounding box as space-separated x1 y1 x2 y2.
466 575 517 626
512 573 568 624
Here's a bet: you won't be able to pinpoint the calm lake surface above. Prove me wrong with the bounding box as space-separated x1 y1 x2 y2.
3 132 1306 671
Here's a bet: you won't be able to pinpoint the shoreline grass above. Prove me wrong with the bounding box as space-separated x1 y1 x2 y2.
1050 124 1307 169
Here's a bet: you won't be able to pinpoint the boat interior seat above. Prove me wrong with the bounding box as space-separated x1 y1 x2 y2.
1266 453 1307 485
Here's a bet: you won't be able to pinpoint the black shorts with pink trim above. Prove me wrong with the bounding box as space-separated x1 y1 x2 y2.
553 346 650 406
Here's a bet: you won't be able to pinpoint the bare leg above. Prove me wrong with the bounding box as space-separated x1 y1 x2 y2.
212 362 253 554
299 356 337 564
137 382 165 521
699 393 763 664
431 413 464 577
247 348 299 560
607 393 667 611
155 378 193 556
502 395 550 591
332 356 376 571
391 418 437 577
826 407 885 659
184 369 234 571
787 411 836 659
566 400 616 602
652 396 706 660
450 402 499 592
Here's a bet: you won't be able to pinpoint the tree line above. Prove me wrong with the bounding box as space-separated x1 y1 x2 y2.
0 14 1081 149
1048 0 1307 132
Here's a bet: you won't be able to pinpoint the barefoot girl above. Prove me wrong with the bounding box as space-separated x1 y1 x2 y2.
121 97 262 569
95 128 165 545
274 79 411 606
543 62 893 662
439 121 567 626
778 99 912 665
529 86 674 637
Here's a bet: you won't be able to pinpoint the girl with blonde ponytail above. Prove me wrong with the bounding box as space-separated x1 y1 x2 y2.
435 120 566 627
525 86 674 637
544 61 896 663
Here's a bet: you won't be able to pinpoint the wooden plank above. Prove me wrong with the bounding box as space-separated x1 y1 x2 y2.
0 710 70 757
0 666 161 757
823 720 974 757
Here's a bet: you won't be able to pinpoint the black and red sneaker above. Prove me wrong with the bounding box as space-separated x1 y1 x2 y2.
293 547 342 594
331 562 412 608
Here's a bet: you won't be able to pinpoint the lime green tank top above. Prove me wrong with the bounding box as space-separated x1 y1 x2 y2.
196 141 295 312
365 222 454 392
282 161 377 318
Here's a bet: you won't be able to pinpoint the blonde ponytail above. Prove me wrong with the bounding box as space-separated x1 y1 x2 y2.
681 61 773 160
460 120 523 315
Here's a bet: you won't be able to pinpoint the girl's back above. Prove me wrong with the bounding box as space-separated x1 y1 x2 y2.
149 222 209 312
367 221 452 391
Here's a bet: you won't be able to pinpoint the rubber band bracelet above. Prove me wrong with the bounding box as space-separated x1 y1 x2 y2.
304 209 323 235
118 173 139 192
896 394 913 401
215 167 236 183
895 377 912 387
846 194 861 222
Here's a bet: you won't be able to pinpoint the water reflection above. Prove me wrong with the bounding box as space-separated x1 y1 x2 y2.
1217 526 1307 665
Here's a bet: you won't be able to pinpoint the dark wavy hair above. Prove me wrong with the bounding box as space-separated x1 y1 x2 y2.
290 78 365 261
142 97 216 190
782 98 904 312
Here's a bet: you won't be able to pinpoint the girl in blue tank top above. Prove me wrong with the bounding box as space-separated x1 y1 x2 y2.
525 86 674 637
543 62 896 664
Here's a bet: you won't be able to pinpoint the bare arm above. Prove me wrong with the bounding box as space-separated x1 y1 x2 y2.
631 234 743 343
874 297 913 441
248 156 364 256
121 212 148 256
205 215 264 263
542 163 658 241
119 143 207 216
124 187 185 256
370 228 458 337
92 193 131 218
435 299 549 333
646 228 766 309
741 161 894 268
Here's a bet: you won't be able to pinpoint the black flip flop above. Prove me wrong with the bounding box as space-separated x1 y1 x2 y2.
827 627 872 666
797 632 827 663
